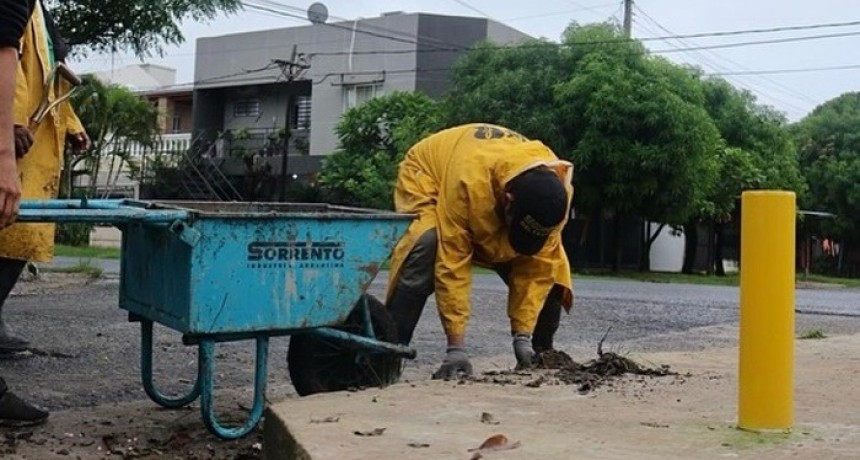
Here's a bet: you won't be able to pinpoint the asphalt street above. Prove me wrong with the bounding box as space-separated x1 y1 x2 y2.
3 271 860 412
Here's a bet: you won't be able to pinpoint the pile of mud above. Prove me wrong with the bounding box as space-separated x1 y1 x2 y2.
532 349 675 393
469 335 677 394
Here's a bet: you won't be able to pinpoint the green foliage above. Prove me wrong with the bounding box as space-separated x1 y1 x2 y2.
55 223 93 246
443 39 571 153
793 92 860 241
48 0 241 57
555 23 721 225
317 92 443 209
67 75 159 197
700 77 805 200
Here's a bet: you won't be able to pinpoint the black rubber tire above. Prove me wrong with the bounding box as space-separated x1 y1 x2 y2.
287 294 403 397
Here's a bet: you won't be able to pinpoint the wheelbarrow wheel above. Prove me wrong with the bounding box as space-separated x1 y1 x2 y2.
288 294 402 397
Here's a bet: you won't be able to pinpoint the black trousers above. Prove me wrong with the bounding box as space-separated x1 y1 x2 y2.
0 257 25 398
387 229 562 350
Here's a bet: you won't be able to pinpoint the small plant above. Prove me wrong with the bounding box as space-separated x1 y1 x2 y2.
56 222 94 246
42 259 103 279
799 329 827 340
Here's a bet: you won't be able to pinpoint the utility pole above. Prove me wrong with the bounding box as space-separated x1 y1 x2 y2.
274 45 310 202
623 0 633 38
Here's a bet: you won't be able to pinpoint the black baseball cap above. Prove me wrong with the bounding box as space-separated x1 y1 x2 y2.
507 168 568 256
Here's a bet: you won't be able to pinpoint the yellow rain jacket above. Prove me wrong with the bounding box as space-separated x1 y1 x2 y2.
387 124 574 337
0 1 85 262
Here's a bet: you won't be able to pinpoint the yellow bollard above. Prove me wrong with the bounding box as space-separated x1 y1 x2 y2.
738 190 795 432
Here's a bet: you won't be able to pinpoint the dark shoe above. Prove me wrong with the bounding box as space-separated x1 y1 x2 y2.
0 391 48 427
0 333 29 353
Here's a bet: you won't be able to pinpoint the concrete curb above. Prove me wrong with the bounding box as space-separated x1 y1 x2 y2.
263 405 312 460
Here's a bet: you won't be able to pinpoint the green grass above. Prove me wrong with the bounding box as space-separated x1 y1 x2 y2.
798 273 860 288
576 270 740 286
798 328 827 340
380 259 859 288
41 259 103 278
54 244 121 259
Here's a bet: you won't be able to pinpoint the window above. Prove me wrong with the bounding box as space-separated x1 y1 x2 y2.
343 84 382 111
234 98 260 117
171 113 182 133
292 96 312 130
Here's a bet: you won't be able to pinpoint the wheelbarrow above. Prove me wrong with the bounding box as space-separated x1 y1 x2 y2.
18 199 416 439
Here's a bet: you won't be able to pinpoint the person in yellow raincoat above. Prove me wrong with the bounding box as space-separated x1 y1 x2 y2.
385 123 574 379
0 0 62 427
0 0 89 353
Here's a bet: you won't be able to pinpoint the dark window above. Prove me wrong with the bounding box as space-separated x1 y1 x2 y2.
292 96 311 130
234 98 261 117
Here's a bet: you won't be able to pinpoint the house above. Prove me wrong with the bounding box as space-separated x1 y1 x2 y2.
190 11 532 181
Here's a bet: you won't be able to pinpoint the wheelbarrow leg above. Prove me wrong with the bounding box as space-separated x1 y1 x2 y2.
199 336 269 440
140 320 201 408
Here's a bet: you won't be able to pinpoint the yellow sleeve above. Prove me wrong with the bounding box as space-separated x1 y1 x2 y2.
65 105 84 134
433 192 474 337
13 51 28 126
507 234 561 334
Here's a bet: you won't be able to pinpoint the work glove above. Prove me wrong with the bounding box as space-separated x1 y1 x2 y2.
431 347 473 380
13 126 32 159
513 333 536 370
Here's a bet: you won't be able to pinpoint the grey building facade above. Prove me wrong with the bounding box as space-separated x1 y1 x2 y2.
191 12 531 176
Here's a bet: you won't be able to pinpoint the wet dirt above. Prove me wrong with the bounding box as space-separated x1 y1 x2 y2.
1 399 267 460
469 334 678 394
535 349 676 393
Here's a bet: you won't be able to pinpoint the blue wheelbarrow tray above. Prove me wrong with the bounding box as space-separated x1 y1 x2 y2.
18 199 415 439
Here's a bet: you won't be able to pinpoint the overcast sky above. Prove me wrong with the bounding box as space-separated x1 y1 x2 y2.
68 0 860 121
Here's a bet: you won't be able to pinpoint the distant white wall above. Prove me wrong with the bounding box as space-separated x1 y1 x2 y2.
649 222 684 272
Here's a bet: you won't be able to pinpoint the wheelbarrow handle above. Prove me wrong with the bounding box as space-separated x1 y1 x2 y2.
56 62 82 86
17 199 189 224
30 63 82 128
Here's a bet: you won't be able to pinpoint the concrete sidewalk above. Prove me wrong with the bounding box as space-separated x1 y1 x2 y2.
263 332 860 459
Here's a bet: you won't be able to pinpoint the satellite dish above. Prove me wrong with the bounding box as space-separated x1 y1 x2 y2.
307 2 328 24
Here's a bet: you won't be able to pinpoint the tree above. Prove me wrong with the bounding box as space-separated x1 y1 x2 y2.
442 39 571 154
65 75 159 198
793 92 860 258
683 77 804 274
317 92 443 210
46 0 241 56
554 23 721 271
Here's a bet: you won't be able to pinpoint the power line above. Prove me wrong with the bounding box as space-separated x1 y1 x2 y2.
242 0 468 52
642 18 860 42
633 6 815 113
634 20 808 116
653 30 860 54
710 63 860 76
241 1 444 49
449 0 495 19
246 1 860 54
502 3 619 22
246 0 461 49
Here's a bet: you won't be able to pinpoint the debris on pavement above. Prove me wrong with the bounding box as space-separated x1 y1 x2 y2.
353 427 386 437
480 412 500 425
468 433 521 457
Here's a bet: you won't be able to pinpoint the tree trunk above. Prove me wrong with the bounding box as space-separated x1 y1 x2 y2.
705 222 716 276
598 208 606 270
682 222 698 274
611 213 622 272
639 222 666 272
714 222 726 276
